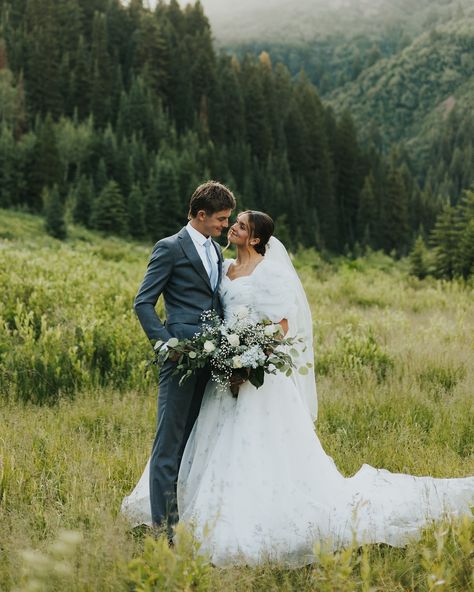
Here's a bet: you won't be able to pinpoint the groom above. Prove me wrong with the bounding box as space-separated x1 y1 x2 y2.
134 180 236 536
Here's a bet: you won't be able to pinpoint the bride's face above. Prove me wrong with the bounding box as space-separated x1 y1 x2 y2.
228 213 252 247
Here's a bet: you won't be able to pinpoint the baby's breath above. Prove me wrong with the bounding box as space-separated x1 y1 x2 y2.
152 308 308 393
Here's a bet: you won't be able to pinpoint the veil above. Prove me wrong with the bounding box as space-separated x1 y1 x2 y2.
265 237 318 421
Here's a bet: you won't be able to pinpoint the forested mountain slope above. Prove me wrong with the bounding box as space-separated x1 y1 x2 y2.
196 0 470 43
329 17 474 146
0 0 433 256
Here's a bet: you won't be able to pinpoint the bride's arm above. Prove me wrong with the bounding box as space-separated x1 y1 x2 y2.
278 318 288 336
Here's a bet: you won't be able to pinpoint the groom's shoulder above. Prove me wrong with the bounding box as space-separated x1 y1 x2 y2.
151 228 186 252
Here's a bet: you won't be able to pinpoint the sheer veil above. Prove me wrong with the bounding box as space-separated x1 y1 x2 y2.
265 237 318 420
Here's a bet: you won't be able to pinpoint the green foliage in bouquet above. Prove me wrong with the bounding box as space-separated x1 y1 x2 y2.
152 309 312 396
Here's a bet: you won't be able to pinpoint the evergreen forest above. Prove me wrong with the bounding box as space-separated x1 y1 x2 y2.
0 0 438 256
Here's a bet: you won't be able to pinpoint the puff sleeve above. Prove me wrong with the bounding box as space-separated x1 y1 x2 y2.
252 260 298 323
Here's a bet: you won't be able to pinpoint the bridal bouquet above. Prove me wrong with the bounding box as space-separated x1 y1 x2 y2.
152 308 312 396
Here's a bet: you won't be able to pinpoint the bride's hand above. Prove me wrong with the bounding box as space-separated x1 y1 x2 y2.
277 319 288 337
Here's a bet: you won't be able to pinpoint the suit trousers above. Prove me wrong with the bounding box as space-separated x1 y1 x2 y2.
149 356 210 533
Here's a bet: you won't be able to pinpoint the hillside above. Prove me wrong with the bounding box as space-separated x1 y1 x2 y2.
215 2 474 200
329 17 474 147
195 0 469 43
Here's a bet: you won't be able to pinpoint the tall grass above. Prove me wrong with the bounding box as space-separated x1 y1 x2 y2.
0 211 473 590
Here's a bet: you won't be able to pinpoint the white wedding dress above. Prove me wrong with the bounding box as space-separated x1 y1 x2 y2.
122 242 474 567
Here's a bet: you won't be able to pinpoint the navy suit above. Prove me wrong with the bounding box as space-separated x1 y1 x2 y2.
134 226 223 531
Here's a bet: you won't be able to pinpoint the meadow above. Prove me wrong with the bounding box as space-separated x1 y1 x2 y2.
0 209 473 591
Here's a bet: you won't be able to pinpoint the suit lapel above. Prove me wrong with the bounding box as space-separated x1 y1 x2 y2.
178 227 213 292
212 239 224 291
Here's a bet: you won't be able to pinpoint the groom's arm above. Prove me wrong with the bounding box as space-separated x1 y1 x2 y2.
134 240 174 345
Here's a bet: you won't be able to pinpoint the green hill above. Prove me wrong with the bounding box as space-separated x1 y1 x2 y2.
220 4 474 201
200 0 469 43
329 17 474 146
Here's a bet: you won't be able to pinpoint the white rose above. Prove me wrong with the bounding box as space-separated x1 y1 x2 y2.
264 324 278 337
232 355 243 368
188 351 197 359
203 340 216 353
226 333 240 347
167 337 179 348
236 306 249 320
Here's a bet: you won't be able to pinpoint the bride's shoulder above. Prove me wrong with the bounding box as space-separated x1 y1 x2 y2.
253 257 292 284
223 258 234 271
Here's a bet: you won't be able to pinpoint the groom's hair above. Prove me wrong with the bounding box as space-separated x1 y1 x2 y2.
188 181 236 218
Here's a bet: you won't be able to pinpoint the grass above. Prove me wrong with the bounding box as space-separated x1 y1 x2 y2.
0 209 473 591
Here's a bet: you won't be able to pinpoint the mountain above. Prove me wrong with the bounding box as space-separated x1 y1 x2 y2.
205 0 474 200
193 0 469 43
329 15 474 146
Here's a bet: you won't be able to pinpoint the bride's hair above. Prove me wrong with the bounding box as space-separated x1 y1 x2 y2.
243 210 274 256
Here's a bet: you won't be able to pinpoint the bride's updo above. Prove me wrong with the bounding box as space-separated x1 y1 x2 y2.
243 210 274 256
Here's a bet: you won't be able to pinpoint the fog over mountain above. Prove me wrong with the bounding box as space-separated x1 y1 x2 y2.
170 0 470 42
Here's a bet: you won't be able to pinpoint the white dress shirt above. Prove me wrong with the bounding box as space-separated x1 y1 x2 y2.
186 222 219 277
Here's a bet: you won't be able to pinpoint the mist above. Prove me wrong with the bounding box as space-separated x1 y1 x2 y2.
143 0 469 42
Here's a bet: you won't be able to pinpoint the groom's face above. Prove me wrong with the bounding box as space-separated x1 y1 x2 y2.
198 209 232 238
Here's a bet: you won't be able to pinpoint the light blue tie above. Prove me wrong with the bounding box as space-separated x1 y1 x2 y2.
204 238 218 290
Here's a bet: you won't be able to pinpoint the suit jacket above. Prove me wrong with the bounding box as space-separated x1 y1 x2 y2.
134 226 224 344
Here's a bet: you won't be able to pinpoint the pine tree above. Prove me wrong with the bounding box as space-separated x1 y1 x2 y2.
90 180 128 235
29 114 62 211
334 110 362 248
132 12 169 102
72 175 93 226
25 0 63 118
72 35 91 119
357 174 378 249
43 185 67 239
381 167 410 256
241 57 272 161
94 158 108 193
430 205 458 279
127 183 147 239
409 235 429 279
458 218 474 279
453 189 474 278
0 123 15 207
90 12 112 128
154 158 182 238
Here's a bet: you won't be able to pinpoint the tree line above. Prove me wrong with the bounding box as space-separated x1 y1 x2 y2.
0 0 447 255
410 189 474 280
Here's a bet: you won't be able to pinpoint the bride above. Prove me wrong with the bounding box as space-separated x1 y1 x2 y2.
122 210 474 567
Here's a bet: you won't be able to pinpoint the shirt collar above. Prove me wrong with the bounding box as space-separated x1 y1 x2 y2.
186 221 210 246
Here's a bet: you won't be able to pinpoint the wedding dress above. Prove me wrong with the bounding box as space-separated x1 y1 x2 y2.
122 239 474 567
